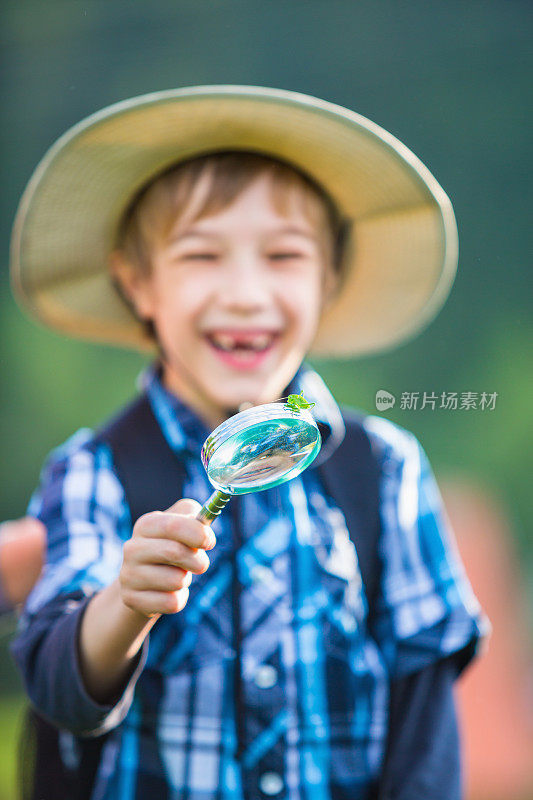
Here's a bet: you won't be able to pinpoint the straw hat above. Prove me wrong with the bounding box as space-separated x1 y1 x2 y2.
10 85 458 357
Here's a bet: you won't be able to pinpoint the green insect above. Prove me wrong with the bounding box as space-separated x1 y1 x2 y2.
284 392 316 413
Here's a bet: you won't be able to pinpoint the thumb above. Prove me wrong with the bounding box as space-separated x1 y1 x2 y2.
165 497 203 518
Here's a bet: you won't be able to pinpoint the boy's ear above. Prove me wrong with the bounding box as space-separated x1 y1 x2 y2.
109 250 154 320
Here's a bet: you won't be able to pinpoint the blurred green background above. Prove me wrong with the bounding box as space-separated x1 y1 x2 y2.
0 1 531 797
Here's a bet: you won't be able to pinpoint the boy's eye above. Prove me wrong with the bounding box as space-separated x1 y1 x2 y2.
268 252 304 261
182 253 219 261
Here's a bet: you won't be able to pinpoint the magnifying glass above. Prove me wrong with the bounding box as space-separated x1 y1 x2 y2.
196 400 322 524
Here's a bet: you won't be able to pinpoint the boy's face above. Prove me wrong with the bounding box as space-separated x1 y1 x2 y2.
120 173 331 427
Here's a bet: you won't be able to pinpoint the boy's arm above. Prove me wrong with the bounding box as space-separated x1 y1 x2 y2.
11 439 215 735
12 498 215 734
360 418 489 799
78 498 215 704
378 655 462 800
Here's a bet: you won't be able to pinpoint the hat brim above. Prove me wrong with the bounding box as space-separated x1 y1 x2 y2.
10 85 457 357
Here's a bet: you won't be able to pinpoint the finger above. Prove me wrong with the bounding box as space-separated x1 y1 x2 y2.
126 537 210 574
121 563 191 593
122 588 190 617
166 498 202 517
134 511 216 550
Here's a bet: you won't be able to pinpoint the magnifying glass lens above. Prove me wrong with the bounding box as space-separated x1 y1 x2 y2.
197 401 321 523
207 417 321 494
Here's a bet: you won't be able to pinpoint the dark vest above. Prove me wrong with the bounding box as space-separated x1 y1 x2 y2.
23 393 383 800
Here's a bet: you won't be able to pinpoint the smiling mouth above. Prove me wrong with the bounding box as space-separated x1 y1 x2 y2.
206 330 279 355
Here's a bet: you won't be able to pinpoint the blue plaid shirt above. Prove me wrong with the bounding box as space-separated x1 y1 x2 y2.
14 365 488 800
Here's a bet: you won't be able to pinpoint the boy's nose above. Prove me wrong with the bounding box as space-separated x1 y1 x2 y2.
218 258 268 311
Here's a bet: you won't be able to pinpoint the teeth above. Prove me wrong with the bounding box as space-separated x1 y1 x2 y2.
213 333 237 351
210 333 274 352
248 335 271 350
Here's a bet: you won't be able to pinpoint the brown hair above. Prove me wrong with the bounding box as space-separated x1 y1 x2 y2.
116 150 350 275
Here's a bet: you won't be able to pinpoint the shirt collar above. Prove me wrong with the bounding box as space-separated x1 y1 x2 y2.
139 362 211 455
138 360 346 461
286 363 346 465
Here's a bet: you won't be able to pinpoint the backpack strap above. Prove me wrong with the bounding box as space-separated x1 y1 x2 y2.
317 408 383 617
96 392 188 523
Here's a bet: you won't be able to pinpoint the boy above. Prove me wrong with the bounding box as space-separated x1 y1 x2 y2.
11 86 487 799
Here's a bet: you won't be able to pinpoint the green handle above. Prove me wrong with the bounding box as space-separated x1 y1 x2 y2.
196 489 231 524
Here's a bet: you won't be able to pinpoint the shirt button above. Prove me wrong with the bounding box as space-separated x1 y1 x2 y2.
259 771 284 796
254 664 278 689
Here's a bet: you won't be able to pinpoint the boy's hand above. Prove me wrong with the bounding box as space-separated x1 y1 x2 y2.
119 498 216 618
